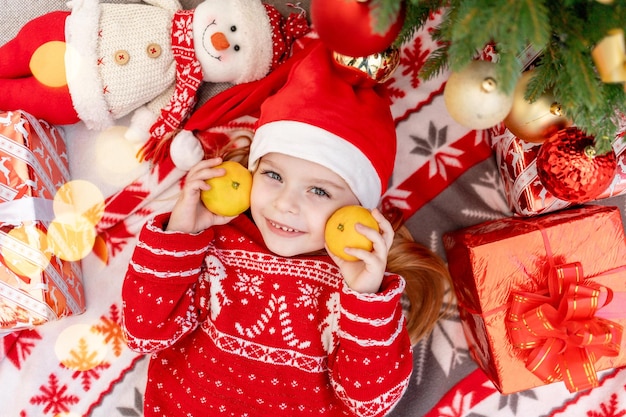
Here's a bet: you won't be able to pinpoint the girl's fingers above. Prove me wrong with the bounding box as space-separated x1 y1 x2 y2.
371 208 394 248
188 157 222 174
343 246 377 263
355 221 391 251
187 166 226 183
354 223 383 245
184 158 227 193
182 178 211 195
185 158 223 179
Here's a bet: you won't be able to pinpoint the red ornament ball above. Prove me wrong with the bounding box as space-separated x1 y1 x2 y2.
310 0 405 57
536 127 617 203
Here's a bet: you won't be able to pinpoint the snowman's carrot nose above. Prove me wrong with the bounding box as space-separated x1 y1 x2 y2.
211 32 230 51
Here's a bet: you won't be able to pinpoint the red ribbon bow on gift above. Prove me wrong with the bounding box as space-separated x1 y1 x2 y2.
505 262 623 393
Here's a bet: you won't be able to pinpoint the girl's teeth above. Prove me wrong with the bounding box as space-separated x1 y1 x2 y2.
271 221 298 232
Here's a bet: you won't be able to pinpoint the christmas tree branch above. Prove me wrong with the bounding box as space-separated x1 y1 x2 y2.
375 0 626 151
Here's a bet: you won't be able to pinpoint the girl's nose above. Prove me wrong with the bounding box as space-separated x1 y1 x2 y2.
211 32 230 51
274 188 299 214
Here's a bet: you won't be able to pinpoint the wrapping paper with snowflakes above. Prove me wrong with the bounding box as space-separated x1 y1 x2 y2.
0 110 84 334
491 116 626 217
443 205 626 394
2 3 626 417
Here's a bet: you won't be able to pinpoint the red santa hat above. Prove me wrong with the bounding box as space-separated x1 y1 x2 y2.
248 43 397 209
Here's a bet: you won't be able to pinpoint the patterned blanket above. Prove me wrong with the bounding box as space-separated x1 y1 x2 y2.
1 2 625 417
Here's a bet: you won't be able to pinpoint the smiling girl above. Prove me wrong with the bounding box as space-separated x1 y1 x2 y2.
122 43 451 417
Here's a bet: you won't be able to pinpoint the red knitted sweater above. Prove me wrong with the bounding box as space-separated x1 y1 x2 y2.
122 213 413 416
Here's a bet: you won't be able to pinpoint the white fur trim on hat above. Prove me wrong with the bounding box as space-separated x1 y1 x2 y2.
249 121 382 209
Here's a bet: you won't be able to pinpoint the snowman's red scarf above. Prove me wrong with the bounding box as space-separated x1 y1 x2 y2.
140 9 203 163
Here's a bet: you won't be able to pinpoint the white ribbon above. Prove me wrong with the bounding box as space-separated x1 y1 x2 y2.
0 197 62 225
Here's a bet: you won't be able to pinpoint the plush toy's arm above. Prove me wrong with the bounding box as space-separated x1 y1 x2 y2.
125 84 176 144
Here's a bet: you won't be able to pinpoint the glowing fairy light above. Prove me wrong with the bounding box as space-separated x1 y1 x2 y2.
53 180 105 225
54 324 108 371
95 124 147 186
29 41 68 88
47 213 96 262
47 180 104 261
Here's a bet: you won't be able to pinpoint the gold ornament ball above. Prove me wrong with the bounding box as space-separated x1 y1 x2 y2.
443 60 514 130
333 46 400 84
504 71 572 143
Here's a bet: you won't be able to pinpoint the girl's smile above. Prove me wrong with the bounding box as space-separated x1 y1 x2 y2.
266 218 304 236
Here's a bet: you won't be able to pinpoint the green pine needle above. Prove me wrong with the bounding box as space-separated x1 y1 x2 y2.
373 0 626 152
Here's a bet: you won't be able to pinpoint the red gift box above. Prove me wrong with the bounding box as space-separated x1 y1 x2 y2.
443 205 626 394
491 116 626 216
0 110 85 333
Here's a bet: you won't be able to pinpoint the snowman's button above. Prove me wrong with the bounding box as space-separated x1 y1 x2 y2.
146 43 162 59
114 50 130 65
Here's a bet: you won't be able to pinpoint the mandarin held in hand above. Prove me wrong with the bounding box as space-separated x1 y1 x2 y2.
200 161 252 217
325 205 379 262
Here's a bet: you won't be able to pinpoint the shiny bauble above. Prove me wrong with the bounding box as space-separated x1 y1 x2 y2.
591 28 626 83
333 46 400 84
443 60 514 130
311 0 405 57
536 127 617 203
504 71 572 143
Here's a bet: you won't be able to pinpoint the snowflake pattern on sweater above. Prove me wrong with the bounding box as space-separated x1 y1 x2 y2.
122 213 412 416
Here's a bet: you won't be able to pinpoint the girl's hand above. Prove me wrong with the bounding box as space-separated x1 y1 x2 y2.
327 209 394 294
166 158 238 233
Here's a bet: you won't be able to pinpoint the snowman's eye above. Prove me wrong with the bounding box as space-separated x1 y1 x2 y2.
230 25 237 32
234 45 240 52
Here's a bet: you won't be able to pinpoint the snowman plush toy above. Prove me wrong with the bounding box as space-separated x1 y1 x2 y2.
0 0 309 168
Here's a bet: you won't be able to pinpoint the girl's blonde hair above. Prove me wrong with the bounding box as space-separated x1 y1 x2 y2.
218 136 452 346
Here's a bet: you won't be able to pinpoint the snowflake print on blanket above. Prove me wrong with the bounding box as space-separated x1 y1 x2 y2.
588 393 626 417
28 373 80 415
92 303 127 357
1 329 42 369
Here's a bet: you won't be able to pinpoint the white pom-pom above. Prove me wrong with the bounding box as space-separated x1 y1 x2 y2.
170 130 204 171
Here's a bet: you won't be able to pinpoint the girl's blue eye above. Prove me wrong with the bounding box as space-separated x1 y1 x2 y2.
311 187 330 198
262 170 281 181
